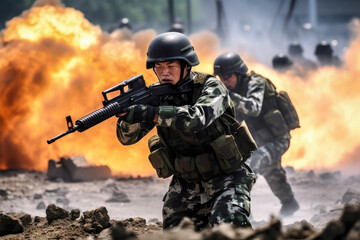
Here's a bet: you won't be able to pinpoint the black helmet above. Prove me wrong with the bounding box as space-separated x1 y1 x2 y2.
146 32 199 69
168 23 185 33
315 41 333 56
213 52 248 76
288 42 303 56
119 18 132 30
272 54 293 69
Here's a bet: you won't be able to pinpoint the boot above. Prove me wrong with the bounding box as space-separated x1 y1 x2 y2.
280 198 300 217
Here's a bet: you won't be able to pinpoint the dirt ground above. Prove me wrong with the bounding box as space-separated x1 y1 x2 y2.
0 168 359 239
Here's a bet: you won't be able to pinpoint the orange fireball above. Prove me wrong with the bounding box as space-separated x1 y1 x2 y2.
1 0 360 176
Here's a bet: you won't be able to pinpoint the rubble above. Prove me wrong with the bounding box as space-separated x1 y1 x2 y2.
47 155 111 182
81 206 110 233
46 204 70 224
105 191 131 203
342 188 360 204
0 213 24 236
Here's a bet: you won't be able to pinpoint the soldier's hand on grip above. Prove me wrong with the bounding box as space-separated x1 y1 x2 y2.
122 104 159 124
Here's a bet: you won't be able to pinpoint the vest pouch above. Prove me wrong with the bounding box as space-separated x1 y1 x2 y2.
263 109 289 137
195 152 221 181
174 155 201 181
233 121 258 161
148 135 174 179
210 134 243 174
276 91 300 130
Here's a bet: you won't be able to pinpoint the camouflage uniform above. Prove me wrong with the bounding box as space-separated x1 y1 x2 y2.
117 72 256 230
229 71 298 209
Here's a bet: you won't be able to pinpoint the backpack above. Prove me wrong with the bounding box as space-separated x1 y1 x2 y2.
276 90 300 130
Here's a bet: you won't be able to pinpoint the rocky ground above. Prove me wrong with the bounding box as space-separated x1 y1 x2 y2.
0 168 360 239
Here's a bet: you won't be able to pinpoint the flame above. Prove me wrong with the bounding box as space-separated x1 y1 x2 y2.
1 0 360 175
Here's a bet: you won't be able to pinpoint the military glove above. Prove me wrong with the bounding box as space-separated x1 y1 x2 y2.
122 104 159 124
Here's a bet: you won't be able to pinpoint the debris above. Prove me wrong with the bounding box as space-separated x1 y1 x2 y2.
105 191 131 203
47 155 111 182
0 213 23 236
17 214 32 227
342 188 360 204
46 204 70 224
71 209 81 220
36 201 46 210
81 206 110 233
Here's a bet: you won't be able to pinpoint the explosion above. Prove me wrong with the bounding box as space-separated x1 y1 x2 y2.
0 0 359 175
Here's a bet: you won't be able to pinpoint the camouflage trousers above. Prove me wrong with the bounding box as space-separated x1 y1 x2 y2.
162 165 256 231
248 133 295 204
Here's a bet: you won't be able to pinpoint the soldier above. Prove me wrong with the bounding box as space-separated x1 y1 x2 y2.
288 42 317 71
272 53 294 73
167 22 185 34
214 52 300 217
108 18 132 33
314 41 342 67
116 32 256 230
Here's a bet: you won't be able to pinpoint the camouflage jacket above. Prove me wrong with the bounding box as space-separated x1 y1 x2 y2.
229 71 289 145
229 71 266 122
117 71 234 145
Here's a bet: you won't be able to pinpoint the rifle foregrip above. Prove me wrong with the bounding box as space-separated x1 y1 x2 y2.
75 102 121 132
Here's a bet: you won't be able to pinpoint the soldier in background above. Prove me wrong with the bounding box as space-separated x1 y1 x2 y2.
314 41 342 67
288 42 317 71
108 18 132 33
272 54 294 73
116 33 256 230
214 52 300 217
167 22 185 34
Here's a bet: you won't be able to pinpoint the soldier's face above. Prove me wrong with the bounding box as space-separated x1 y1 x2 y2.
154 60 189 85
219 73 237 90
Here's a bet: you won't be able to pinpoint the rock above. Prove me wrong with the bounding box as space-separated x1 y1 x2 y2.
0 189 8 199
319 171 341 180
284 166 295 174
92 221 104 233
71 209 81 220
45 186 69 197
34 216 41 222
56 197 70 206
307 170 316 178
284 220 316 239
346 220 360 240
321 219 345 240
18 214 32 227
97 228 112 240
110 222 137 240
105 191 130 203
122 217 146 229
342 189 360 204
340 204 360 229
46 204 70 224
36 201 46 210
33 193 42 200
82 206 110 233
0 213 23 236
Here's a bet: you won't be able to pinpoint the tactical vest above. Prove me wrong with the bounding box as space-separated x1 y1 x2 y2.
234 71 290 145
148 72 257 181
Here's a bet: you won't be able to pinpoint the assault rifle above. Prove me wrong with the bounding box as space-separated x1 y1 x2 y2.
47 75 193 144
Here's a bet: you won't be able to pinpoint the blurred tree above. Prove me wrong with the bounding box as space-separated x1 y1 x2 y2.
0 0 202 33
0 0 34 29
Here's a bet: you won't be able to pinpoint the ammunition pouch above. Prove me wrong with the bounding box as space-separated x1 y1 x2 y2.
221 114 258 162
210 134 244 174
148 135 174 179
263 109 289 137
231 121 258 161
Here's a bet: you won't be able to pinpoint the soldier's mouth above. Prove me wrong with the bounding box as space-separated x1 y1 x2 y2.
161 79 173 84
